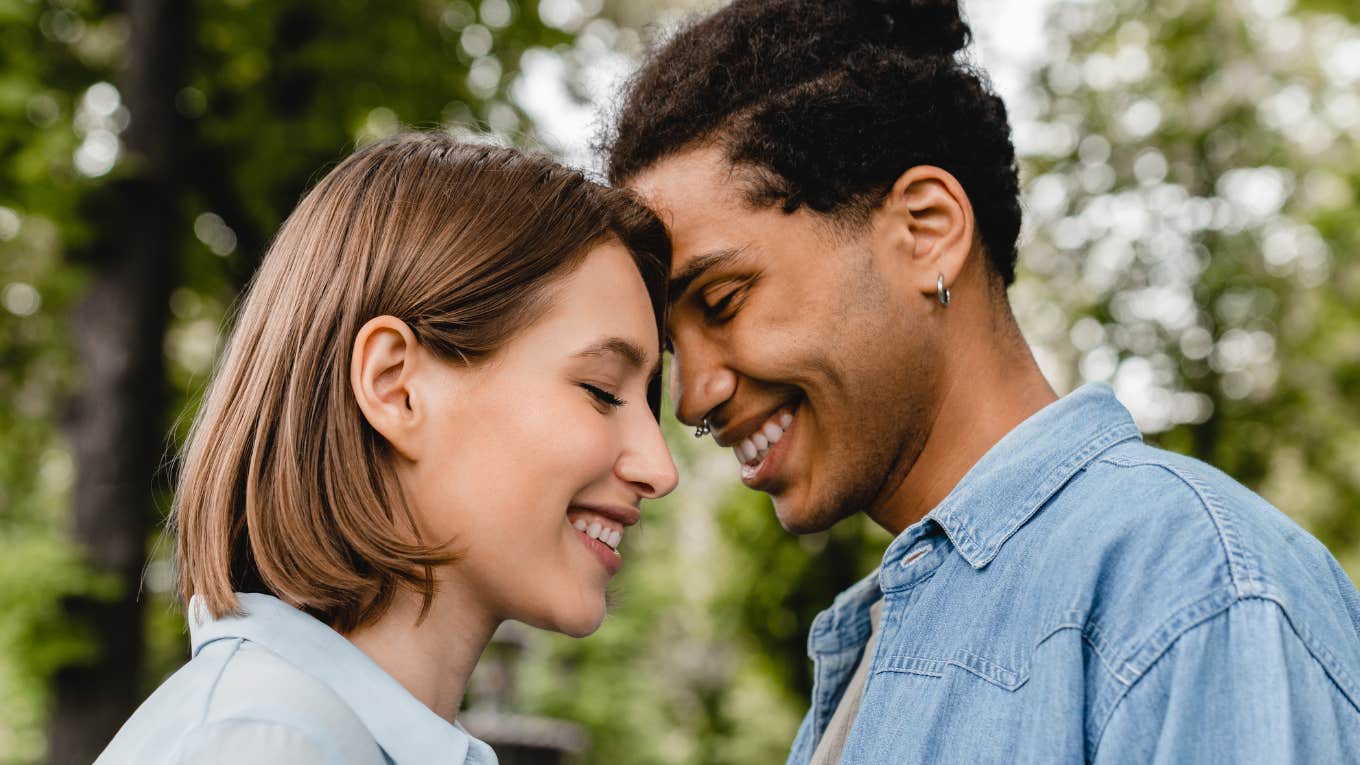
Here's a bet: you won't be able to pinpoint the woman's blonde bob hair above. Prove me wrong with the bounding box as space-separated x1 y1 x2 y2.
172 132 670 632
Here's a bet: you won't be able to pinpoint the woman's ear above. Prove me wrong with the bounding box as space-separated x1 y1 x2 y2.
872 165 976 300
351 315 424 461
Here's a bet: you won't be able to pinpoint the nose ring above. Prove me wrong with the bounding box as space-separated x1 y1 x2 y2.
694 418 711 438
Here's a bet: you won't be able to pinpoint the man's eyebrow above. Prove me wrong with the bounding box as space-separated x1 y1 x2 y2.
573 337 661 379
668 246 748 307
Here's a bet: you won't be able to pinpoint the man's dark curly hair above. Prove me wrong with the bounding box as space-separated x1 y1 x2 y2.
605 0 1022 285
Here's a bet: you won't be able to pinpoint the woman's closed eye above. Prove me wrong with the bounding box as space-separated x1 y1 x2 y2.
580 383 626 410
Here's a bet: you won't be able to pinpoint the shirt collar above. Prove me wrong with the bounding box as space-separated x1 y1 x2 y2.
892 382 1142 571
189 592 496 764
810 384 1142 656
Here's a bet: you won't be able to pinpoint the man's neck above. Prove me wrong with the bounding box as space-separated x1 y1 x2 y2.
869 332 1057 537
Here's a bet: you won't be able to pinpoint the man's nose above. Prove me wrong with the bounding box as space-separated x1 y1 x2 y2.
669 334 736 428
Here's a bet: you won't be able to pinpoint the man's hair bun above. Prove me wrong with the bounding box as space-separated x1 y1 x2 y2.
606 0 1021 285
830 0 972 57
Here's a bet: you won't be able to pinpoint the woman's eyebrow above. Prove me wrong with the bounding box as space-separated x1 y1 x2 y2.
573 337 660 379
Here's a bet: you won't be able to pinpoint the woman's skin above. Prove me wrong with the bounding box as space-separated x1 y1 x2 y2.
345 240 678 723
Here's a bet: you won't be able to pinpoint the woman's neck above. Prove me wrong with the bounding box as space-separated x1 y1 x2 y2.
343 585 499 723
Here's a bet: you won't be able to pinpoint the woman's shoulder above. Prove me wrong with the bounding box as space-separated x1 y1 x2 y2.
97 638 386 764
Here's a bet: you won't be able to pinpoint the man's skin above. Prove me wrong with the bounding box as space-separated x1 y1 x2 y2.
632 144 1057 536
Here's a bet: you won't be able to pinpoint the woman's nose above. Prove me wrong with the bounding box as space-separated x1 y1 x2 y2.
617 414 679 499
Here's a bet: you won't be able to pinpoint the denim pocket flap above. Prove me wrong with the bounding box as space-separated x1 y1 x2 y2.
877 649 1026 691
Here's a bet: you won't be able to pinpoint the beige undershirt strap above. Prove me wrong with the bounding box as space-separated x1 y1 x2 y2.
809 599 884 765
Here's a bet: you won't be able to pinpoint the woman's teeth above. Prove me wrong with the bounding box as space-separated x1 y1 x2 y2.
572 517 623 551
735 410 794 467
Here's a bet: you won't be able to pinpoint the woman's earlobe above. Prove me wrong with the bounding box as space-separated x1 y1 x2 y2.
351 316 423 460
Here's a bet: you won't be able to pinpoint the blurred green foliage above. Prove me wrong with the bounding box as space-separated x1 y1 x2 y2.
1 0 575 759
0 0 1357 763
1014 0 1360 580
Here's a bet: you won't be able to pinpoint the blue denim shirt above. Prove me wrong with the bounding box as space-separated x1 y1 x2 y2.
97 593 498 764
788 384 1360 764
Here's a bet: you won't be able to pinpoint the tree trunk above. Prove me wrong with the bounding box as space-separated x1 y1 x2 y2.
47 0 187 762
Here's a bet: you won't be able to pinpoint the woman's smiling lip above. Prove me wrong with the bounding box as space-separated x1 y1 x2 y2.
576 528 623 576
568 502 637 577
568 502 640 527
570 520 624 576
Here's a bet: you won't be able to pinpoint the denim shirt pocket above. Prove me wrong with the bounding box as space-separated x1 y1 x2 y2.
875 649 1027 691
870 546 1033 693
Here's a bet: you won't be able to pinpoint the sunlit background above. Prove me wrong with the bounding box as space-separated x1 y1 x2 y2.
1 0 1357 762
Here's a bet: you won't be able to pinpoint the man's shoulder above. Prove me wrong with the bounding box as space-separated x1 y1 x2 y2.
1069 438 1347 601
1029 438 1360 686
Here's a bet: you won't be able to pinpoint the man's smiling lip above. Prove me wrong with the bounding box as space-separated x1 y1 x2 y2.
712 396 802 448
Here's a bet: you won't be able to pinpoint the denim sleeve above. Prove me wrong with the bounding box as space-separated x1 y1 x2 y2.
172 719 337 764
1092 598 1360 764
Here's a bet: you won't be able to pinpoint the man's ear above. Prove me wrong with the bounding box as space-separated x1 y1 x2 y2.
351 315 424 461
872 165 976 300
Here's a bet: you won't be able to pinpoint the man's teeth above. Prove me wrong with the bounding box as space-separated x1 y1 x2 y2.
572 517 623 551
734 410 794 467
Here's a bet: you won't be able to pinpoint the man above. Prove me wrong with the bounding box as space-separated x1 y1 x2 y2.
605 0 1360 762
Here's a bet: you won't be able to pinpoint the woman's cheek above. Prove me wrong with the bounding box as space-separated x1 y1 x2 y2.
545 398 620 474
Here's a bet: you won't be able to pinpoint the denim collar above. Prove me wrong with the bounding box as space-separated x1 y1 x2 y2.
908 382 1142 570
809 383 1142 656
190 592 494 763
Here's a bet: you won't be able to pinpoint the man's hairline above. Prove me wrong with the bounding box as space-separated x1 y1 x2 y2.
616 141 1011 298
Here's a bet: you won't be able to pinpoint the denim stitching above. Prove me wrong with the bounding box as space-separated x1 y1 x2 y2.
1095 453 1258 597
1259 595 1360 714
875 652 1023 690
965 421 1141 568
1088 597 1360 760
1030 616 1127 690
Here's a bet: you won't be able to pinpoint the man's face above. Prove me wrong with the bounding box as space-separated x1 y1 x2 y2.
631 146 945 533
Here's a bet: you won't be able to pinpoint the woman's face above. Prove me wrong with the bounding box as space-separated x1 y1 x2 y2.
401 241 678 636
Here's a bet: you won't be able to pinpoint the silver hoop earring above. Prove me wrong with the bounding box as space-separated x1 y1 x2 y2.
936 273 951 307
694 418 711 438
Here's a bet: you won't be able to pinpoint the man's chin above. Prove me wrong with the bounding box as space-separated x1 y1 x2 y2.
772 496 844 535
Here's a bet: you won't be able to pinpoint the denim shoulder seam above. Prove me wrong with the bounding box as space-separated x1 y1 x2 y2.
1085 587 1235 758
1088 596 1360 760
1095 453 1258 597
1252 595 1360 714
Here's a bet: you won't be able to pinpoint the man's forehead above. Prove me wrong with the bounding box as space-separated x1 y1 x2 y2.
628 144 731 204
627 148 758 275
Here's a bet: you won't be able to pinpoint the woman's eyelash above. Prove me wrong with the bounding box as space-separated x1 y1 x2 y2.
580 383 626 408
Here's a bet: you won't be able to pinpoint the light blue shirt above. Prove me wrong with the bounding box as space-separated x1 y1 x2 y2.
97 593 498 764
788 383 1360 763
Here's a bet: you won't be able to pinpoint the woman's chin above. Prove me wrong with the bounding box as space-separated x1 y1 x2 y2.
519 595 606 638
556 605 606 638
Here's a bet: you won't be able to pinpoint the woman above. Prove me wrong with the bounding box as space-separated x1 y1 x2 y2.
97 133 679 764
